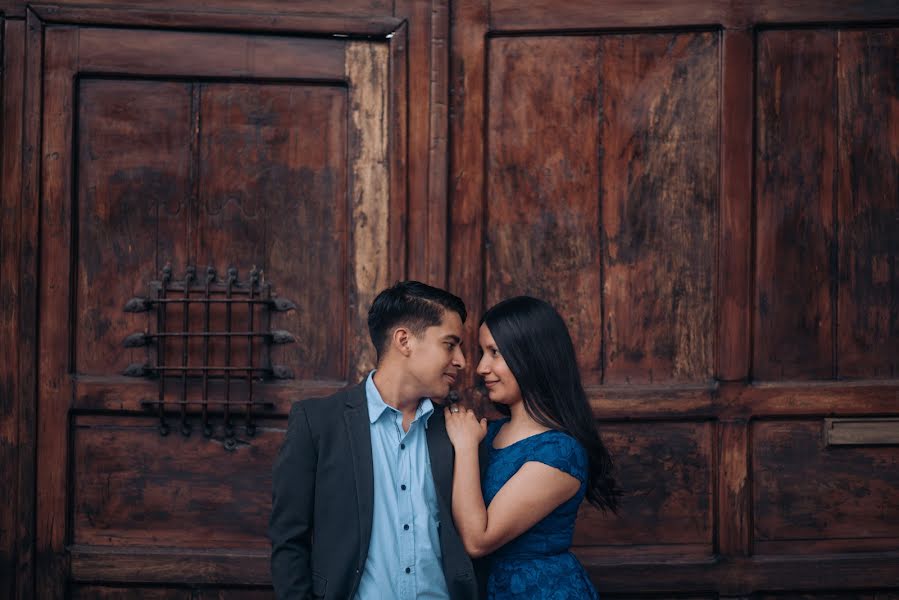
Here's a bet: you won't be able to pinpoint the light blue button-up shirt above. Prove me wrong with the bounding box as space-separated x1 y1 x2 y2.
355 371 449 600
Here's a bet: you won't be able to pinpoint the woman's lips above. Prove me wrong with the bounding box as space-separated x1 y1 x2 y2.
484 380 499 387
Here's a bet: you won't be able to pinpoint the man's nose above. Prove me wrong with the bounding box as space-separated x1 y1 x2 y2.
453 346 466 370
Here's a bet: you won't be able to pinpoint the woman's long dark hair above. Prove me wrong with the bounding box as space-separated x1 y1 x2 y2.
481 296 620 513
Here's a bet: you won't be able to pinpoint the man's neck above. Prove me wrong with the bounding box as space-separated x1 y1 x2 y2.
372 367 423 419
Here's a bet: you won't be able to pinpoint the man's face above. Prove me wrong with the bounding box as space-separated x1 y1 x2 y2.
406 311 466 401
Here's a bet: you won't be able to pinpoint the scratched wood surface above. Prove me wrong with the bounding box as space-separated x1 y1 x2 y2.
22 17 402 598
2 1 898 598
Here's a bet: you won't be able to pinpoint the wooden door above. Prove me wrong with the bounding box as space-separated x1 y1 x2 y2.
450 0 899 597
30 8 407 597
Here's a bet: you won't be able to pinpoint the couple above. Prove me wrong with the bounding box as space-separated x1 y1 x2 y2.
270 281 619 599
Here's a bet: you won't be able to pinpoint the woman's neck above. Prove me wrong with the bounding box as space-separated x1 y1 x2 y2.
506 399 550 433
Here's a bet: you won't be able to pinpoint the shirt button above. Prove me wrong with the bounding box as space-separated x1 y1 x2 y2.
400 443 406 449
401 484 407 490
405 567 411 574
404 524 410 530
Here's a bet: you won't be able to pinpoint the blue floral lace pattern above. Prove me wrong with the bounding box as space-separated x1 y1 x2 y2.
482 419 599 599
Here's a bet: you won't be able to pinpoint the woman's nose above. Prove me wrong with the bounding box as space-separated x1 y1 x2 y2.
477 356 489 376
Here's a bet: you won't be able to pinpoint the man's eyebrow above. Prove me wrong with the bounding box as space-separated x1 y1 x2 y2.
443 334 461 344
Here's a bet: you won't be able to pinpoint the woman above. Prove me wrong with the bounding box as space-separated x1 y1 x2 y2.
445 296 619 599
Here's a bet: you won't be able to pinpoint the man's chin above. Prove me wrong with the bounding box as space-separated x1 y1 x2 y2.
428 385 452 404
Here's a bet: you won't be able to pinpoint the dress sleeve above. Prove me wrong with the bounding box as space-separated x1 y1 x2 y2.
530 433 588 483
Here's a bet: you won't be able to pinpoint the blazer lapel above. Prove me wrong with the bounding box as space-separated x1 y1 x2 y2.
344 383 374 566
427 409 454 509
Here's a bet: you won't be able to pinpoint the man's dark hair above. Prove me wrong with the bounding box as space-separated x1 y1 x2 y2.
367 281 467 361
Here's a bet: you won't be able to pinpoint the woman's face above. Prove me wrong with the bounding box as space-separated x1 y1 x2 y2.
477 323 522 406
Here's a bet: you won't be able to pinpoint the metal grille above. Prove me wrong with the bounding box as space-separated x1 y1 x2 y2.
123 264 296 445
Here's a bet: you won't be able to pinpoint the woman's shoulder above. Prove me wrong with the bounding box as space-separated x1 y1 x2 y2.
528 429 588 481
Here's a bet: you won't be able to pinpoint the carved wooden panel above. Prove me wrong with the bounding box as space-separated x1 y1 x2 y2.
574 422 714 556
32 15 406 596
754 28 899 381
753 420 899 554
485 31 718 385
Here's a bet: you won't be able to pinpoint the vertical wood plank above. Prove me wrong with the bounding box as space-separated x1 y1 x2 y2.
36 24 78 600
836 28 899 379
449 0 488 368
754 30 836 381
717 29 753 382
717 419 750 556
601 32 718 384
427 0 450 286
347 41 391 381
0 17 25 600
245 84 349 381
486 35 603 384
394 0 428 282
75 80 192 376
19 12 41 600
388 22 409 285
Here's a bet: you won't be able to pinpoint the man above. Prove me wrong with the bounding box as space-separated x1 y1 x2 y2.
270 281 480 599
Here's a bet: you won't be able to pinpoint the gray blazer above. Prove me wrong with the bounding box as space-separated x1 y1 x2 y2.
270 381 481 599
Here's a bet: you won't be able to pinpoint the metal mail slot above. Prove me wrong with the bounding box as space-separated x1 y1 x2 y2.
825 418 899 446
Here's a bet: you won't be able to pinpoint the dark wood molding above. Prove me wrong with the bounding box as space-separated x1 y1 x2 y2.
0 17 26 600
16 9 42 600
70 545 899 593
29 4 403 37
69 545 270 585
489 0 899 31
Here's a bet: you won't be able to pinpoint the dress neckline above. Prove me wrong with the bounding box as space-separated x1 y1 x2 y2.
490 418 557 451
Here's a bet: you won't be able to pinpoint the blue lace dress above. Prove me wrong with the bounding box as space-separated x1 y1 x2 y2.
482 418 599 599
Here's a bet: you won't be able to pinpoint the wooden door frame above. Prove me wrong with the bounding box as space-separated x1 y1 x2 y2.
13 3 449 596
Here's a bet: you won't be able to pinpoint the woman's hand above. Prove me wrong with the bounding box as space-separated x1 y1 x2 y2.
445 406 487 452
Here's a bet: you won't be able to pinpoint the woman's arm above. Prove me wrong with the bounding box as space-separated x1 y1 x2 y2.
445 409 581 558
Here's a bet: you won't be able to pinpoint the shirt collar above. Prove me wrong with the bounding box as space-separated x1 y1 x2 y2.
365 370 435 428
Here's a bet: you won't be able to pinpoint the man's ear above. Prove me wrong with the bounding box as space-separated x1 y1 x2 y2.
390 326 413 357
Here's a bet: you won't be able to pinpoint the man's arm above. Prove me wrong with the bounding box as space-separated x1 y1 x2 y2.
270 401 316 599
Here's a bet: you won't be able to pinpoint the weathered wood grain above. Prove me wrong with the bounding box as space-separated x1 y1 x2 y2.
753 420 899 552
73 415 284 549
18 12 42 600
76 79 192 376
836 28 899 379
449 0 488 380
486 35 603 384
347 41 391 381
754 29 836 380
0 17 25 600
36 24 79 600
600 32 718 384
76 28 347 80
71 586 190 599
574 421 714 549
717 29 753 382
198 83 348 380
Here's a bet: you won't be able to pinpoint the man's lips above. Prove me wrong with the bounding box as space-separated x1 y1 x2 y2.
443 373 456 384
